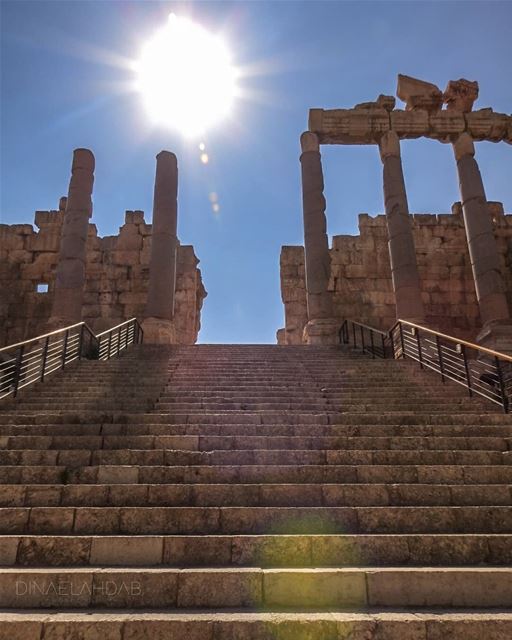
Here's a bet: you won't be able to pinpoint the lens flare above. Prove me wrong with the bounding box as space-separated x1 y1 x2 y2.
134 14 238 137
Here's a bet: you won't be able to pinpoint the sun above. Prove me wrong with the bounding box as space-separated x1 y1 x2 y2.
134 14 238 137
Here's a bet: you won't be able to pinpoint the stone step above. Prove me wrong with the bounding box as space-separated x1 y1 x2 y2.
4 533 510 567
1 464 511 485
1 610 511 640
2 483 510 507
0 422 510 437
1 506 511 534
0 411 507 425
0 566 511 609
1 448 508 466
2 434 508 450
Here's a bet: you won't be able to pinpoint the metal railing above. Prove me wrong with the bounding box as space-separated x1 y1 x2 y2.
0 318 143 400
341 318 512 412
96 319 143 360
340 319 391 359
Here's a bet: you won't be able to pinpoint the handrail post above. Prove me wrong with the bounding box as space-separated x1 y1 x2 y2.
62 330 69 369
495 356 509 414
116 329 121 357
370 330 375 359
107 332 112 359
399 323 405 359
360 325 365 354
352 322 356 349
381 334 386 359
40 337 50 382
125 324 130 349
462 345 472 398
416 328 423 369
12 345 25 398
78 324 85 361
436 334 445 383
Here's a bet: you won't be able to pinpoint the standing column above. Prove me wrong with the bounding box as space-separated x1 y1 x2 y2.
300 132 339 344
379 131 424 323
453 133 512 350
48 148 95 327
142 151 178 344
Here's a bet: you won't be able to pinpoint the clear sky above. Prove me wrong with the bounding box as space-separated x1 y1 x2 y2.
1 0 511 343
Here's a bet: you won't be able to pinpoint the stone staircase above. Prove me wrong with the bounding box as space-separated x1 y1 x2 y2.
0 343 511 639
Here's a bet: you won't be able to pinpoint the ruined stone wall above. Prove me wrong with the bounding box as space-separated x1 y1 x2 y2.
279 202 512 344
0 206 206 346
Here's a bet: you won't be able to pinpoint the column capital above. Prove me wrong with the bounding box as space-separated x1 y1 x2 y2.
453 132 475 161
378 131 400 162
72 148 95 172
300 131 320 153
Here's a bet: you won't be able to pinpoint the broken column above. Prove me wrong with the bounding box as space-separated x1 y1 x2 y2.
48 148 95 327
299 132 339 344
452 132 512 351
378 131 424 323
142 151 178 343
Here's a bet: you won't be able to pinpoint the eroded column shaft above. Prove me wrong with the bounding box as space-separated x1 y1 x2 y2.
145 151 178 321
50 148 95 325
300 132 333 320
453 133 510 327
379 131 424 322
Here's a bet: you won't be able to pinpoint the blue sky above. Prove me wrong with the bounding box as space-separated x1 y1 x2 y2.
1 0 511 343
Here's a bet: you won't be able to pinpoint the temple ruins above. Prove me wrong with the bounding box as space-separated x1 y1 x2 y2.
279 75 512 349
0 150 206 346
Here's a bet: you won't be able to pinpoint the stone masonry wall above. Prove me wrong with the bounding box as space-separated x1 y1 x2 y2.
0 205 206 346
279 202 511 344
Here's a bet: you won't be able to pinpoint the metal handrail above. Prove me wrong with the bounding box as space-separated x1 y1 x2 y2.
0 318 144 400
341 317 512 412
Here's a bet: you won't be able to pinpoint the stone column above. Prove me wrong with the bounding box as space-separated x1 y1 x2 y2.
300 132 339 344
453 133 512 351
48 148 95 328
379 131 424 323
142 151 178 344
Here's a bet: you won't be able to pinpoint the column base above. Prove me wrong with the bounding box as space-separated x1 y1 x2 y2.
476 323 512 355
141 318 176 345
303 318 341 345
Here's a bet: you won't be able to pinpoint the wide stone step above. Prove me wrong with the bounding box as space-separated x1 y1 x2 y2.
1 610 510 640
0 566 511 608
2 483 510 507
2 434 508 451
0 422 509 437
1 448 508 466
1 506 511 534
2 464 511 485
4 533 511 567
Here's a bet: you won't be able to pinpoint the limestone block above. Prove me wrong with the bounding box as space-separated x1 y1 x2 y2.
429 111 466 142
464 109 511 142
280 246 304 265
34 210 63 228
118 291 146 305
0 229 24 251
10 224 34 235
125 210 145 225
111 250 140 266
396 74 443 112
117 224 143 251
443 78 479 112
8 250 33 264
27 229 61 252
390 109 429 138
140 223 152 236
308 107 390 144
100 236 117 251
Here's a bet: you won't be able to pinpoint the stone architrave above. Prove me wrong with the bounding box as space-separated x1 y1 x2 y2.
48 148 95 327
378 131 424 323
142 151 179 344
299 132 339 344
453 132 512 350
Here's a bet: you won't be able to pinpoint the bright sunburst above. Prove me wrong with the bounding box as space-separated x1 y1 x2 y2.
134 13 238 137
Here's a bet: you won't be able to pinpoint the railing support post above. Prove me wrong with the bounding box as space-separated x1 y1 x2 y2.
360 326 365 354
495 356 509 413
370 330 375 359
107 332 112 359
62 330 69 369
399 323 405 359
78 324 85 360
381 334 386 359
462 345 473 398
12 345 25 398
436 334 445 383
40 337 50 382
416 329 423 369
352 322 356 349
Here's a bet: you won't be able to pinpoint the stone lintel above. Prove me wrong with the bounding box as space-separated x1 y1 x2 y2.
309 108 512 145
